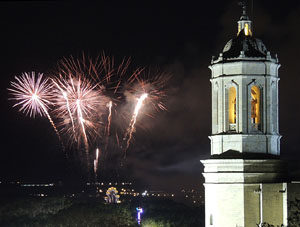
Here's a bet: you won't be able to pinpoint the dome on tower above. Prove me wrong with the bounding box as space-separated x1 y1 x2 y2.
211 4 277 63
222 31 268 58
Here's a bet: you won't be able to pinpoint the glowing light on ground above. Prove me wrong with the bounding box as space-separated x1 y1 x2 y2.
136 207 143 225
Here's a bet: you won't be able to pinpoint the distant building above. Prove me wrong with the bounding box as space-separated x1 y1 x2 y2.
105 187 120 203
201 4 300 227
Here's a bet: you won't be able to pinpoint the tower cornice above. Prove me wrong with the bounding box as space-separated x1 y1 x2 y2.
201 159 287 183
209 60 281 79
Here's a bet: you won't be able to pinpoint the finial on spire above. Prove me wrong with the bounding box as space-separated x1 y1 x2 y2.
238 0 248 18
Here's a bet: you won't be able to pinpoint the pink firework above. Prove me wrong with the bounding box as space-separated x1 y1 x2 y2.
51 55 114 149
8 72 53 117
52 73 109 149
8 72 62 143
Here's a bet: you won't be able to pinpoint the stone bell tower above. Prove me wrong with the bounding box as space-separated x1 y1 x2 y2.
200 3 300 227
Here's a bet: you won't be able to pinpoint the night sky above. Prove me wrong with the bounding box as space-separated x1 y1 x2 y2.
1 1 300 193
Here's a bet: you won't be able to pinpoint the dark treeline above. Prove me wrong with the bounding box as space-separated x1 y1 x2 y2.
0 196 204 227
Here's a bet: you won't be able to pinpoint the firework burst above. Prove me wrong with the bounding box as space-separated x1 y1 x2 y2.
52 73 109 150
8 72 53 117
8 72 62 143
8 54 171 178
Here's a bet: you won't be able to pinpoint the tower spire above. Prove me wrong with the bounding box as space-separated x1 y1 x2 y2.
238 0 248 19
242 0 247 17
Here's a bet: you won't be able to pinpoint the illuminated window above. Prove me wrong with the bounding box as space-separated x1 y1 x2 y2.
251 86 260 124
228 87 237 125
244 23 252 36
238 23 241 35
237 22 252 36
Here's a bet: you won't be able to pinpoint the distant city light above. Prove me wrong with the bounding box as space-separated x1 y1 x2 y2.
0 180 204 205
142 190 148 196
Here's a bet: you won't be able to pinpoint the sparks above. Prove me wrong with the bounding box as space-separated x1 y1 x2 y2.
104 101 113 150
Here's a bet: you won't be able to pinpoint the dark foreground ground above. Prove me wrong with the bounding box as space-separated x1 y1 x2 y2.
0 196 205 227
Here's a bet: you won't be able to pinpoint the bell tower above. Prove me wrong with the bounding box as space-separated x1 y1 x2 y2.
210 6 281 156
201 3 291 227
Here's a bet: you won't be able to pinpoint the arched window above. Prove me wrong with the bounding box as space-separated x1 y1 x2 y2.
251 86 260 124
228 87 237 125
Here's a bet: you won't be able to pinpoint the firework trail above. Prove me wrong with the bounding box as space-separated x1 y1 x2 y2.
76 98 89 151
123 93 148 153
120 69 171 155
8 72 62 144
37 98 62 144
64 91 76 139
116 132 120 147
51 79 76 138
94 148 100 180
104 101 113 150
73 77 89 151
